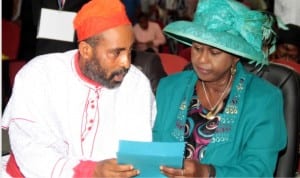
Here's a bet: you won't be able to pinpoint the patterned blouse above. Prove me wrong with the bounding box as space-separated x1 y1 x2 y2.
184 86 227 161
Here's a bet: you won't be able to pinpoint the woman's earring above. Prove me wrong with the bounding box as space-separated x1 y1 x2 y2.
231 65 236 75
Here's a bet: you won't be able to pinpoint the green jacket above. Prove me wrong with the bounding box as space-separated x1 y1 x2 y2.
153 62 287 177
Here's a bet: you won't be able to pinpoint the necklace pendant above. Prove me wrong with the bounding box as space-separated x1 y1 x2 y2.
206 111 216 120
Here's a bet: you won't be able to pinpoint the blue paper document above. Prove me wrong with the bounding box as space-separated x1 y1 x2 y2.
117 140 185 177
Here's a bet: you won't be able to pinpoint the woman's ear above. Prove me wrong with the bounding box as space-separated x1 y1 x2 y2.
78 41 92 59
233 57 240 64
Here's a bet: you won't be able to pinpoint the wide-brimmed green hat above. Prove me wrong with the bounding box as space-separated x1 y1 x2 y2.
163 0 277 66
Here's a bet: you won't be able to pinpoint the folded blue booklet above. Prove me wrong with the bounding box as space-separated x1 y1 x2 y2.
117 140 185 177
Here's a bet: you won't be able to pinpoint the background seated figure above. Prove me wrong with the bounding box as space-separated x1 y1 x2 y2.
270 23 300 73
133 12 166 53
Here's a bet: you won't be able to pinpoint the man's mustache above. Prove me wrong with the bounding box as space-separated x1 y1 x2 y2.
109 67 129 80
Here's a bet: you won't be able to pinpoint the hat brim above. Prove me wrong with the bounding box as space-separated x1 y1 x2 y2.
163 21 266 64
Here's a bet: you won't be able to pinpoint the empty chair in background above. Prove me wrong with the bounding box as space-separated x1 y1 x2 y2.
178 47 191 62
2 19 20 60
132 50 167 94
158 53 189 75
2 19 21 111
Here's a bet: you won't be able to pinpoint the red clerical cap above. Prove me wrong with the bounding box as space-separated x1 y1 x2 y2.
73 0 131 41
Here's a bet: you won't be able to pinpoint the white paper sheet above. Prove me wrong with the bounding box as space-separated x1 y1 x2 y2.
37 8 76 42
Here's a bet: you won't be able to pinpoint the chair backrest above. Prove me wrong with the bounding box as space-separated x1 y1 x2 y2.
178 47 191 62
158 53 189 75
243 61 300 177
2 19 21 60
131 50 167 94
8 60 27 88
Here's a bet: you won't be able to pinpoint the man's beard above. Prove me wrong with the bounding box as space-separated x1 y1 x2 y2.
82 57 129 89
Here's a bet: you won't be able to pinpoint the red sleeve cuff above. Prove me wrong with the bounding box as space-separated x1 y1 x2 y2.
73 160 97 178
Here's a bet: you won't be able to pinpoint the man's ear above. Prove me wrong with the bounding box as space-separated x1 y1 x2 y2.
78 41 92 59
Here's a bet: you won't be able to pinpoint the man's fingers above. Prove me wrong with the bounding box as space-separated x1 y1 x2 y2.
115 164 134 172
118 169 140 177
97 159 139 177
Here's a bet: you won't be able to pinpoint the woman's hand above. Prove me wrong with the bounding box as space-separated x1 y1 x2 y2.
160 159 211 177
93 158 139 178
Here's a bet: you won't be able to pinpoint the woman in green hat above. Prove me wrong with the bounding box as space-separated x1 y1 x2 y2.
153 0 287 177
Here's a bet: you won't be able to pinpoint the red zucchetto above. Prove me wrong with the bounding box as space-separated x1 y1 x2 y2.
73 0 131 41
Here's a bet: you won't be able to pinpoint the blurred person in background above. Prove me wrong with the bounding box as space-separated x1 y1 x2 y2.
270 23 300 73
133 12 166 53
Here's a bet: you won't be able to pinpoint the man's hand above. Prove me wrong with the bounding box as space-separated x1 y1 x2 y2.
93 158 139 178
